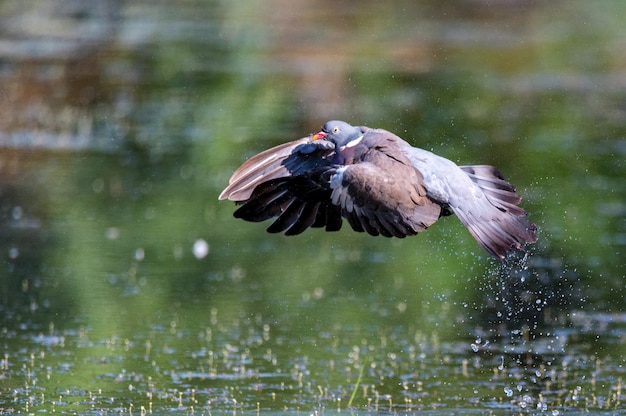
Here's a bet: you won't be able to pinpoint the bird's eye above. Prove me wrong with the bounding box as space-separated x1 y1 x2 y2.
333 127 340 133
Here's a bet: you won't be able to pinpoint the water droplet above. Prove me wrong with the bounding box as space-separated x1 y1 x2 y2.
92 178 105 193
12 206 22 220
172 244 183 260
9 247 19 259
106 227 120 240
193 239 209 259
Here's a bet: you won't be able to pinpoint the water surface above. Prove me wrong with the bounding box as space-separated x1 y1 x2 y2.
0 0 625 414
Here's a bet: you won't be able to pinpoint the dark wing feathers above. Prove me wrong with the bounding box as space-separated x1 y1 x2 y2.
233 180 292 222
313 202 343 231
233 169 343 236
220 138 334 201
284 201 321 235
266 198 307 234
222 137 343 235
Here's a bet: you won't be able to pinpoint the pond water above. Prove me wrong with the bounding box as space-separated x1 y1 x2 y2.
1 0 625 414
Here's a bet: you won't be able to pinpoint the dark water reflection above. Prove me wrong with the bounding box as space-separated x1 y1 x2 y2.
1 0 625 414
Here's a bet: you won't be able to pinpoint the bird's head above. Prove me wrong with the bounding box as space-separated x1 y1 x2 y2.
312 120 363 147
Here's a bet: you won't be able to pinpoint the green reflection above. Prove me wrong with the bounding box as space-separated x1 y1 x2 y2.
1 0 625 414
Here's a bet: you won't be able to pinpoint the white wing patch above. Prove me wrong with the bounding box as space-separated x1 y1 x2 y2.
330 166 354 211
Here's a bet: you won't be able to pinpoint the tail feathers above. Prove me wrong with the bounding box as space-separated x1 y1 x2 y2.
458 210 537 259
456 165 537 259
460 165 527 215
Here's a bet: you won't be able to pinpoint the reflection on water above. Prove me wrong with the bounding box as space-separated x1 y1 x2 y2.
1 0 625 414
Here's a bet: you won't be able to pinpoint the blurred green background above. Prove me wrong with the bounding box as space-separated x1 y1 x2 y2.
0 0 624 414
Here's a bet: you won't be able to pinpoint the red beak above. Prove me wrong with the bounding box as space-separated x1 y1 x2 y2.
312 131 328 141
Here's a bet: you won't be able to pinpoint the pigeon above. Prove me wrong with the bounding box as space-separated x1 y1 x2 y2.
219 120 537 259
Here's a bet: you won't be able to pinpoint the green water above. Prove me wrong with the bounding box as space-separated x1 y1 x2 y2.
0 0 625 414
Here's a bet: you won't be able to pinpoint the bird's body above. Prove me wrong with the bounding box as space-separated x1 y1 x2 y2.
219 121 537 259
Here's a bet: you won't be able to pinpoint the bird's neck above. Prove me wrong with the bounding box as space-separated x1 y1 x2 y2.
335 135 364 164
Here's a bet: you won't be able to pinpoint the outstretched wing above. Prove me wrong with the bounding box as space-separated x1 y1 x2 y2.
219 138 335 201
220 138 342 235
233 168 343 235
330 131 442 238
